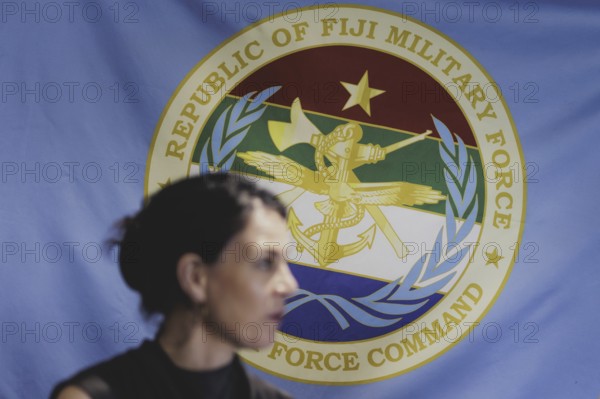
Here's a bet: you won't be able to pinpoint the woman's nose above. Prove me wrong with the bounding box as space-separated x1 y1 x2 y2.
276 262 299 297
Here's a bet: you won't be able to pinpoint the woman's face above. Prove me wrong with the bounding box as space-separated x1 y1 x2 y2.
204 200 298 349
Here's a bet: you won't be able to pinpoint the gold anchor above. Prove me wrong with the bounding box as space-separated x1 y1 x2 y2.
237 98 445 267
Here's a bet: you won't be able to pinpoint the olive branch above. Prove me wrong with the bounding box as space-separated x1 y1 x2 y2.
199 86 281 171
284 116 479 330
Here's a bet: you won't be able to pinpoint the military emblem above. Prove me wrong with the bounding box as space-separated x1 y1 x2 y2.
238 98 444 266
147 5 525 383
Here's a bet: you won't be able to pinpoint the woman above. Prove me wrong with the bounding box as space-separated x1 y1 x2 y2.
52 173 298 399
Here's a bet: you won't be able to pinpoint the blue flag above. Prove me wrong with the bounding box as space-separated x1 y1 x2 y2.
1 1 598 398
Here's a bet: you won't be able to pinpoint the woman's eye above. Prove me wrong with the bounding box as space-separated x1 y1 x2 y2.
257 258 275 270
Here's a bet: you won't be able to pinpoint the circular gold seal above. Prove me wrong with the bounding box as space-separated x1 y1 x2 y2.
146 5 525 384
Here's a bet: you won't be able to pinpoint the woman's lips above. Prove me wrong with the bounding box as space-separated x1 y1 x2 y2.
268 310 285 323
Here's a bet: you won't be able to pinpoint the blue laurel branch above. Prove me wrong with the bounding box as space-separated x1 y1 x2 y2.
283 116 479 330
434 116 478 245
286 289 404 329
199 86 280 171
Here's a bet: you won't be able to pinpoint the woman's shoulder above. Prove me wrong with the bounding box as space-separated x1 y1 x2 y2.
52 341 295 399
53 385 93 399
50 340 159 399
247 372 294 399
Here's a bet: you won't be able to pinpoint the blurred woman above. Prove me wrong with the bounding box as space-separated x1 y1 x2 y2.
52 173 298 399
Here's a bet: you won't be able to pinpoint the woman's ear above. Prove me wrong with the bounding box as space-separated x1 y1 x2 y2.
176 253 209 304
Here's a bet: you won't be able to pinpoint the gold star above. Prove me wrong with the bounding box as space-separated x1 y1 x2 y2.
485 247 504 268
340 71 385 116
157 178 171 189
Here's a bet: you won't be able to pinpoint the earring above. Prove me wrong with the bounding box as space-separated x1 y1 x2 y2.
199 304 209 321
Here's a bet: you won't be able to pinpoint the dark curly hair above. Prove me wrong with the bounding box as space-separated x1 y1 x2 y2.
115 173 286 315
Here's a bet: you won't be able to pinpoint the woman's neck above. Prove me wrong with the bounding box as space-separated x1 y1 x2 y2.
157 307 236 371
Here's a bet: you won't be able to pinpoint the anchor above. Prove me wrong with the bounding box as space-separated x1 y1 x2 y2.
237 98 445 267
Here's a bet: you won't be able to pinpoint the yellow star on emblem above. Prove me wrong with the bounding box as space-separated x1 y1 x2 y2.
157 178 171 189
485 247 504 268
340 71 385 116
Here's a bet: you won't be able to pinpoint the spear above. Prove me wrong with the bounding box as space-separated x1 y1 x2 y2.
383 130 433 155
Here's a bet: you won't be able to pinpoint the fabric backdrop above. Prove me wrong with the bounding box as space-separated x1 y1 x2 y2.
0 1 598 398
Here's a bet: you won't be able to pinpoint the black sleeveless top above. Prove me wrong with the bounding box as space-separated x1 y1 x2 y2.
51 340 291 399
